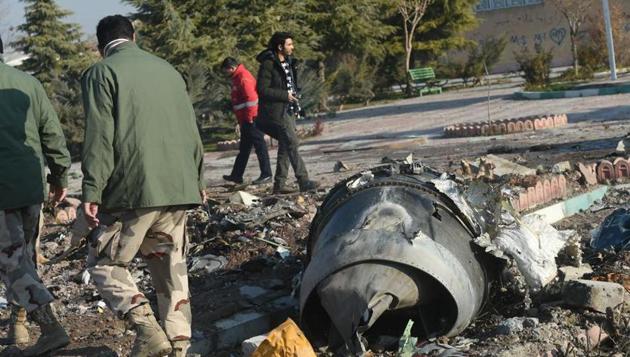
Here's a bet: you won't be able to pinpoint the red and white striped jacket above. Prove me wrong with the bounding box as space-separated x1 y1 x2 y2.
231 64 258 125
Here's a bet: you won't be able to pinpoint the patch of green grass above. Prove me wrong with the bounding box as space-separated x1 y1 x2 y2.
199 125 238 152
524 80 585 92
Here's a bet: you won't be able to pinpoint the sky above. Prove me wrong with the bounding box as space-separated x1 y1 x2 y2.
2 0 135 35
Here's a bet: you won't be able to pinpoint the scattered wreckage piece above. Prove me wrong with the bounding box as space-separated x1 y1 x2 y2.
219 199 307 231
590 207 630 251
444 114 568 138
300 161 499 354
460 156 570 213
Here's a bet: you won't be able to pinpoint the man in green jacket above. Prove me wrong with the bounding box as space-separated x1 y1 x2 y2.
0 36 72 356
81 16 205 357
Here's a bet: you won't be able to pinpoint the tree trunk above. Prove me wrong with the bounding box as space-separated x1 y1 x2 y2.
570 32 579 76
318 60 330 112
405 42 413 97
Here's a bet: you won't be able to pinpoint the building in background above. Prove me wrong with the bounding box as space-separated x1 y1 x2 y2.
464 0 630 73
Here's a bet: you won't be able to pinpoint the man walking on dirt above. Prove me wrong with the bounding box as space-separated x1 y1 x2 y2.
0 35 72 356
81 16 205 357
221 57 273 186
255 32 319 194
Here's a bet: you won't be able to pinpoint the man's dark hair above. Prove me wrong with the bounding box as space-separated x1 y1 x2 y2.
0 35 3 54
221 57 239 69
96 15 134 50
267 32 293 52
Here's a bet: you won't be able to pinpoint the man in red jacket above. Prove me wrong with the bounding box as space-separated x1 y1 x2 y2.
222 57 272 185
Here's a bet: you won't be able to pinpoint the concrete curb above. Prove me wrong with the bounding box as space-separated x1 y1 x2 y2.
216 135 273 151
525 186 609 224
444 114 568 138
510 175 568 213
577 158 630 184
515 84 630 100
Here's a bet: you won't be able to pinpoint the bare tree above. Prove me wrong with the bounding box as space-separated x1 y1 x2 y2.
397 0 433 95
550 0 594 75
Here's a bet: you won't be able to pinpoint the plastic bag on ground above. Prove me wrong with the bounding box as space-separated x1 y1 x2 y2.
252 318 317 357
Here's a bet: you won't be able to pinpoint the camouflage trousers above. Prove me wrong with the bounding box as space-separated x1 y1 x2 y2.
88 206 191 341
0 204 54 312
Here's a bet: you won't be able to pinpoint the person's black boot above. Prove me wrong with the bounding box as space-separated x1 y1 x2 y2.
223 175 243 184
252 175 272 185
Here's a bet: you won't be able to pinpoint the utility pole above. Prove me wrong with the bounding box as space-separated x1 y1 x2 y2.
602 0 617 80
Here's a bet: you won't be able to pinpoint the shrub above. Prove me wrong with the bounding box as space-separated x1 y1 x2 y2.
437 37 507 87
515 44 553 90
296 64 328 117
329 55 376 106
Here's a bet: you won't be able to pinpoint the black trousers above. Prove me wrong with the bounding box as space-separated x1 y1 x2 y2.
255 117 309 186
230 121 272 179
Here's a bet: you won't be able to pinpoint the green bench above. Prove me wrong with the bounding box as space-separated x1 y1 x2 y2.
408 67 443 96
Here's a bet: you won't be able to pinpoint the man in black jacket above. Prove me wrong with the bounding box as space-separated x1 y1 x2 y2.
255 32 318 194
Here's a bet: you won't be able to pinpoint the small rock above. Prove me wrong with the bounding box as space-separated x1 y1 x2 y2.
616 139 626 153
275 246 290 260
559 264 593 281
229 191 260 207
578 163 597 186
551 161 572 174
563 279 625 313
242 334 267 357
333 161 350 172
495 317 539 335
576 325 609 348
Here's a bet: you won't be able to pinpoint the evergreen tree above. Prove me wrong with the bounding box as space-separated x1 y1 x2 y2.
14 0 96 147
15 0 88 87
305 0 394 109
413 0 478 61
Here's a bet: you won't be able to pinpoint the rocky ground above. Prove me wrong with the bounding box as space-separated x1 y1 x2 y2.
3 154 629 357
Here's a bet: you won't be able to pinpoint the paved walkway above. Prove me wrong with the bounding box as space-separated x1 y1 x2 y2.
66 83 630 195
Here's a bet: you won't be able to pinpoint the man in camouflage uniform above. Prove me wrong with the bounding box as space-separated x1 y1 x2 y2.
0 35 72 355
81 16 205 357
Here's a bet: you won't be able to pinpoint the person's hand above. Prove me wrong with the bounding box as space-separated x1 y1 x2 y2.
288 93 298 102
83 202 100 228
49 185 67 206
200 189 208 204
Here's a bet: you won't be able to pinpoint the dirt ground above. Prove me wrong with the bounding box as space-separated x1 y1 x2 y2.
3 83 630 356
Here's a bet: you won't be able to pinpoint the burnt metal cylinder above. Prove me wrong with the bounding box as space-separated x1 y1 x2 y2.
300 165 495 351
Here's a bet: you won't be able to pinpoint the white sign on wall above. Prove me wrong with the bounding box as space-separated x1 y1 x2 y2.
475 0 544 12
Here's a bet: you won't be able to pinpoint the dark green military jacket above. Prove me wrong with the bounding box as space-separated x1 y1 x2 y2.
81 42 204 211
0 62 71 210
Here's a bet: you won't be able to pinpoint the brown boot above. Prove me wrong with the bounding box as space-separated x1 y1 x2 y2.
169 340 190 357
7 305 29 345
127 304 172 357
22 303 70 356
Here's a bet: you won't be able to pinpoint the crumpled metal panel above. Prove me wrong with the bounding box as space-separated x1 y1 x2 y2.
300 165 494 352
